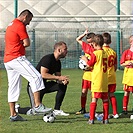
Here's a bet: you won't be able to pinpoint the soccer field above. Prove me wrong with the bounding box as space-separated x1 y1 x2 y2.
0 69 133 133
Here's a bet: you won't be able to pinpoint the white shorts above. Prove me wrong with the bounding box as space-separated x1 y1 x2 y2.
4 56 45 102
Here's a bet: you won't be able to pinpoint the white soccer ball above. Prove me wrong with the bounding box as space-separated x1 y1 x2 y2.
43 112 55 123
79 59 88 70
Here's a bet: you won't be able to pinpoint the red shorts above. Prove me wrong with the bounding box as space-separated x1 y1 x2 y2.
108 84 116 93
82 79 91 90
92 92 108 100
123 84 133 92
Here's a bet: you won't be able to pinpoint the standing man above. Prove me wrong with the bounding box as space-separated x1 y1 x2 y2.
16 41 69 116
4 9 52 122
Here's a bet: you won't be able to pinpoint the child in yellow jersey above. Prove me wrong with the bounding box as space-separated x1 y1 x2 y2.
76 29 95 114
120 35 133 114
81 34 109 124
102 32 119 119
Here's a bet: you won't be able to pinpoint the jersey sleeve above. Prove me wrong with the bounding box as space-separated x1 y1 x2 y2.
41 56 51 69
82 42 89 52
82 41 94 54
82 41 88 51
120 50 126 64
112 50 117 65
87 52 96 66
17 24 29 40
114 55 117 65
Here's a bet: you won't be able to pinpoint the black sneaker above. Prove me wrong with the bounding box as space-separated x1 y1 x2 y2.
76 108 86 115
122 110 128 115
103 119 109 124
9 115 27 122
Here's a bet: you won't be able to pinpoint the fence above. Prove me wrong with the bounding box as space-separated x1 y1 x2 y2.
0 16 133 69
0 28 132 69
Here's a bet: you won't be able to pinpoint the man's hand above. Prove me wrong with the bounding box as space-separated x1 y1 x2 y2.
57 75 69 85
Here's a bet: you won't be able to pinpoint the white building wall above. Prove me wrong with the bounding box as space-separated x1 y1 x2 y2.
0 0 132 29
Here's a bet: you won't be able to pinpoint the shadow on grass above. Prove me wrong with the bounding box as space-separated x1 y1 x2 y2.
22 110 133 125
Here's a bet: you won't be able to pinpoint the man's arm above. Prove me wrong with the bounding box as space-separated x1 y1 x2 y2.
76 29 88 45
41 67 60 80
22 38 30 47
41 67 69 85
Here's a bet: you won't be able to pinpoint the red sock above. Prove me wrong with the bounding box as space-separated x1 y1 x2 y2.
123 96 129 111
110 96 118 115
103 101 109 120
81 96 87 108
89 102 97 120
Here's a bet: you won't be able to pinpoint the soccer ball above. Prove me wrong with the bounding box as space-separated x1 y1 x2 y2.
43 112 55 123
79 59 88 70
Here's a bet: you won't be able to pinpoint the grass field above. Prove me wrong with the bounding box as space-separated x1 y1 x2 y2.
0 69 133 133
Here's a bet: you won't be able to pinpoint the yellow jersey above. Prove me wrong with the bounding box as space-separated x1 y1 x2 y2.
103 45 117 84
120 49 133 86
87 49 108 92
82 53 92 81
82 41 94 81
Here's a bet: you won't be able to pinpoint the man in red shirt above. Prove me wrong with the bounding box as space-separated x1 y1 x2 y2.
4 9 52 122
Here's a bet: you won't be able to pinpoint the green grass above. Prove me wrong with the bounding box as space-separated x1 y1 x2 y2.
0 69 133 133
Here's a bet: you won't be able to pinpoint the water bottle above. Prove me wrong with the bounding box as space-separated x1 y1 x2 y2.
95 113 103 121
84 113 103 121
84 113 90 118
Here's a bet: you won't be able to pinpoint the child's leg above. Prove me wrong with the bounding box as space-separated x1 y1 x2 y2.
81 89 88 109
81 80 91 110
89 98 97 120
103 99 109 120
76 80 91 115
123 91 130 111
109 92 118 115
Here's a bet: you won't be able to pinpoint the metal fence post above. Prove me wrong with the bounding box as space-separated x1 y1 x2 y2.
14 0 18 18
116 0 121 69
